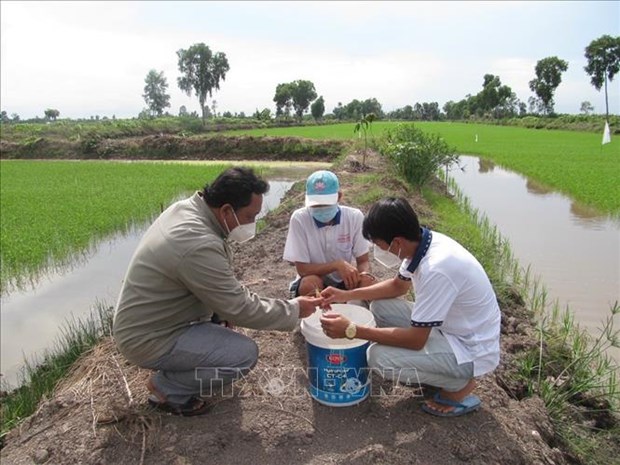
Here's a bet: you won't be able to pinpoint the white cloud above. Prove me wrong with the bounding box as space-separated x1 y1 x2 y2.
2 1 618 119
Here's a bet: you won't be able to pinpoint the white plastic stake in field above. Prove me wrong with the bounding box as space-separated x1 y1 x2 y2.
602 121 611 145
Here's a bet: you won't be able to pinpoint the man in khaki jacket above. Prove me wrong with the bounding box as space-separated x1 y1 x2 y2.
113 167 320 416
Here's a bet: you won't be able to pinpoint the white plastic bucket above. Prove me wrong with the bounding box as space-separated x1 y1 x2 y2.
300 303 376 407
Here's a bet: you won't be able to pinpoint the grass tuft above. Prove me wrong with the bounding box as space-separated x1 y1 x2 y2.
0 302 115 441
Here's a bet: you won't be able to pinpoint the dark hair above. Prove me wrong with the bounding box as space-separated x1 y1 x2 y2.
362 197 421 243
202 167 269 209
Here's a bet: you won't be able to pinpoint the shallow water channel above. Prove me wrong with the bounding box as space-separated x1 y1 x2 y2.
0 179 297 388
448 156 620 361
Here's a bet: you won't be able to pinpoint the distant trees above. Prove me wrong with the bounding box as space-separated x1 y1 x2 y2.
143 69 171 117
413 102 441 120
333 102 344 120
44 109 60 121
475 74 517 118
273 80 318 121
289 80 317 121
177 43 230 123
332 98 383 121
527 96 542 115
252 108 272 120
273 83 293 118
529 56 568 115
389 105 415 120
389 102 443 120
584 35 620 119
437 74 518 120
0 111 9 123
10 35 618 125
580 101 594 115
310 96 325 121
442 100 468 120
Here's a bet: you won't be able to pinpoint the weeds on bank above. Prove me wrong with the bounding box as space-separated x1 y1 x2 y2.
516 301 619 464
543 302 618 411
0 302 114 442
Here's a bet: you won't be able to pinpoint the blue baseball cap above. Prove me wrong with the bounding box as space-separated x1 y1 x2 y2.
305 170 340 207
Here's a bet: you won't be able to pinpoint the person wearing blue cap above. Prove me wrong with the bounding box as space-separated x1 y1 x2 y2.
283 170 375 299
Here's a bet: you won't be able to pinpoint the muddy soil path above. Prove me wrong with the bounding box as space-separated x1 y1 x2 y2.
1 151 566 465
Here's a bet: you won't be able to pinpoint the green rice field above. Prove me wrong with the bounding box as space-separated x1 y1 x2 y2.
229 122 620 213
0 160 232 292
2 122 617 291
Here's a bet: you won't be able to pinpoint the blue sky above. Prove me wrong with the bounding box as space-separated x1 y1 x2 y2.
1 1 618 119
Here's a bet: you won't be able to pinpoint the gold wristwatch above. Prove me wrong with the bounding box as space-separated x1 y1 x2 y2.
345 322 357 339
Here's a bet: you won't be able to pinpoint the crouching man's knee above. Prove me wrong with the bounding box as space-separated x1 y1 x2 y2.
195 337 259 397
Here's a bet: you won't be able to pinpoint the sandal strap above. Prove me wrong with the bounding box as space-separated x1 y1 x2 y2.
432 392 466 408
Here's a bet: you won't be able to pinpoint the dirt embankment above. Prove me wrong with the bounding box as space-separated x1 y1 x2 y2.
0 150 613 465
0 134 347 162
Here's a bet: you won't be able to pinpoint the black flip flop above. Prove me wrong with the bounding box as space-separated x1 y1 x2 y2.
147 396 213 417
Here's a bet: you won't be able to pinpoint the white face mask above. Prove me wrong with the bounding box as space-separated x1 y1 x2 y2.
374 241 402 269
226 209 256 244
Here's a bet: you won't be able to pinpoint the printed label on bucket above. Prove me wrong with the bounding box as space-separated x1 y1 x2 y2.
306 342 371 406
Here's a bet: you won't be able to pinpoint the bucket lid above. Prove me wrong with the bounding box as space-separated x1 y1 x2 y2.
300 303 376 347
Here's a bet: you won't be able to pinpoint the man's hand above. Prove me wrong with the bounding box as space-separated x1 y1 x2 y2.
320 286 349 307
294 295 322 318
320 312 350 338
337 260 360 290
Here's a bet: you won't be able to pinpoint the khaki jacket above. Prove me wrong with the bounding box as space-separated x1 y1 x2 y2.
113 192 299 365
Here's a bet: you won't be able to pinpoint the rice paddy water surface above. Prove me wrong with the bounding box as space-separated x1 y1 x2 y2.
448 156 620 361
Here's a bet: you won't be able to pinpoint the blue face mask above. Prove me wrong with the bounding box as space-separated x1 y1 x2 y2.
311 205 339 224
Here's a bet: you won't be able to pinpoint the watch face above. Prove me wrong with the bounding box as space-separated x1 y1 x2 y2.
346 324 356 339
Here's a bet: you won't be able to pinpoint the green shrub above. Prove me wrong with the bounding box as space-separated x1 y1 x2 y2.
380 123 459 189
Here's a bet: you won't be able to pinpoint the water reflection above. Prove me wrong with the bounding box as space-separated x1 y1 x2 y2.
449 156 620 360
478 158 496 173
525 179 553 196
569 202 612 229
0 180 296 388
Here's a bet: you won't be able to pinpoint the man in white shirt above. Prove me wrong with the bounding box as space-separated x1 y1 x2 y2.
319 197 501 417
283 170 375 298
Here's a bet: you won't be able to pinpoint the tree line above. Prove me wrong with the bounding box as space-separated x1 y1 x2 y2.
1 35 618 125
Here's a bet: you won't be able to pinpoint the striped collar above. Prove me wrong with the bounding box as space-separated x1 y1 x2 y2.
405 227 433 273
